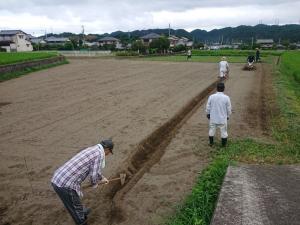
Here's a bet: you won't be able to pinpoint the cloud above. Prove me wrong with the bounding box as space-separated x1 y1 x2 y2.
1 0 300 35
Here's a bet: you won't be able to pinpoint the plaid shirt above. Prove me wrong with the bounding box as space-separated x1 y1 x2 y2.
51 144 105 197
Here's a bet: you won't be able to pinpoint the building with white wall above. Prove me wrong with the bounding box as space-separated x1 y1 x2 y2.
0 30 33 52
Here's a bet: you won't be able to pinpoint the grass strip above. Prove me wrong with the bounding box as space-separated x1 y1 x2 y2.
0 60 68 82
166 155 229 225
0 52 58 65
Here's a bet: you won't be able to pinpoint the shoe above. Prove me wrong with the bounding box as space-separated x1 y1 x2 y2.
209 136 214 146
83 207 91 217
221 138 227 147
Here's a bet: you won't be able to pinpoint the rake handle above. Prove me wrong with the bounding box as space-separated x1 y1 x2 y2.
107 177 121 182
82 177 121 188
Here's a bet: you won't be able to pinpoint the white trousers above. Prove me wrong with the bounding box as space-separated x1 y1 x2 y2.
219 70 227 77
209 122 228 138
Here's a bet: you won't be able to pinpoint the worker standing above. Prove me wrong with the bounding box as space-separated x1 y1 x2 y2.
187 49 192 60
51 139 114 225
255 48 260 62
206 83 232 147
219 56 229 80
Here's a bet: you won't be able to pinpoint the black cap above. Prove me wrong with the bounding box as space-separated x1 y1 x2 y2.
217 82 225 92
100 139 114 154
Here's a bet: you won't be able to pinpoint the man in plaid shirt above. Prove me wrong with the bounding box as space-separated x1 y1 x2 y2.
51 139 114 225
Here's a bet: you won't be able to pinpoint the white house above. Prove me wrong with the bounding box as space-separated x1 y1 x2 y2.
168 35 193 47
168 35 180 47
30 38 46 45
256 39 274 49
45 36 70 45
0 30 33 52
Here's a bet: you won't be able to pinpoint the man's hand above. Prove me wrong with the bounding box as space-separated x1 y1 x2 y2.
101 177 109 185
92 184 99 189
207 114 210 119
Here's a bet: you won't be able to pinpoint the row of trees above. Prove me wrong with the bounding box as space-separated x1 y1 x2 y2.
131 37 173 54
32 36 184 53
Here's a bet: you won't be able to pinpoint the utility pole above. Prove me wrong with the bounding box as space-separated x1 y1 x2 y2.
168 23 171 37
251 37 254 49
81 25 85 46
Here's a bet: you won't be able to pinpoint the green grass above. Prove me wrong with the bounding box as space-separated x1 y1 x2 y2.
140 55 246 63
273 51 300 148
137 49 283 63
0 60 68 82
0 52 58 65
166 156 229 225
192 49 282 57
166 51 300 225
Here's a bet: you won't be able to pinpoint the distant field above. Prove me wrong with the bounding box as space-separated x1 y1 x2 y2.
141 55 247 63
0 52 58 65
192 49 283 57
136 49 283 63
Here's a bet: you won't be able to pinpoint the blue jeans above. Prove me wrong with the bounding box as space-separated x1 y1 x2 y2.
52 183 88 225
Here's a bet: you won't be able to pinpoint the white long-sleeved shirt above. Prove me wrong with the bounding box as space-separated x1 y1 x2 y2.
219 60 229 72
206 92 232 124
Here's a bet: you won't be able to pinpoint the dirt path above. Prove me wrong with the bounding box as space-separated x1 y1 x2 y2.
0 59 270 225
109 64 270 225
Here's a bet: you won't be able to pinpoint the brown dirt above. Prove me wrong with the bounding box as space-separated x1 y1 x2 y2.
110 63 273 225
0 58 272 225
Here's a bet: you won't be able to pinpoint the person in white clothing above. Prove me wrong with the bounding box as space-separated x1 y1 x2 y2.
206 83 232 147
219 56 229 80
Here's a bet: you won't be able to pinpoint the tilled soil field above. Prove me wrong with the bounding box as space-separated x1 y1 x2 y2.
0 58 269 225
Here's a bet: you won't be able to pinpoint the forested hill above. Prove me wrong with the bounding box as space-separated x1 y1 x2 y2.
190 24 300 43
48 24 300 43
110 24 300 43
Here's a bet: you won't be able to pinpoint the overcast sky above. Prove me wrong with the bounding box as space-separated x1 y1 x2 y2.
1 0 300 36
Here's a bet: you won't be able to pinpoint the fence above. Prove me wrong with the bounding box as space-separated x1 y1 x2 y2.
58 50 112 57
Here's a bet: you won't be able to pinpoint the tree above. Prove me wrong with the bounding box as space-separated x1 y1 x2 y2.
69 38 78 50
149 37 170 53
282 39 290 48
193 42 204 49
172 44 186 52
64 42 74 50
131 40 146 54
79 39 83 48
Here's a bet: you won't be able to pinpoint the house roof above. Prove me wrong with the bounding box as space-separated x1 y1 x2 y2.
98 36 120 42
168 35 180 41
27 34 36 39
256 39 274 44
140 33 161 39
0 40 13 46
30 38 46 44
45 36 69 42
0 30 27 36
